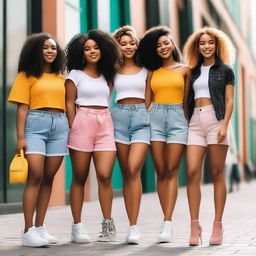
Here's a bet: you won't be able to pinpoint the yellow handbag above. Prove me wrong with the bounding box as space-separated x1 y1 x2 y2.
9 149 28 183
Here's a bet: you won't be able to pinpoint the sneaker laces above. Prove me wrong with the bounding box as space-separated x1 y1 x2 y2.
99 221 109 237
108 219 116 234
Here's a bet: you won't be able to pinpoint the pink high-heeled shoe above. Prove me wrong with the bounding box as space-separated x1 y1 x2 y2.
209 221 223 245
189 220 202 246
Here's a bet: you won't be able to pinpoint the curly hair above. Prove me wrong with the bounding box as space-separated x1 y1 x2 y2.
18 32 65 77
137 26 182 71
113 25 139 45
113 25 140 66
66 30 122 83
183 27 236 68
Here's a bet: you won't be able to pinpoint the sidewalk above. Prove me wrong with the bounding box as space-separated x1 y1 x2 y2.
0 181 256 256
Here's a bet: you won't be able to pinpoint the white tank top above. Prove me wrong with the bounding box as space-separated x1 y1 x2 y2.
114 67 147 102
67 69 110 107
193 65 211 99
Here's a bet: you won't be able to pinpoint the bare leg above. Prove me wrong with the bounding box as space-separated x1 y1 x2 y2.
164 143 185 220
69 149 91 224
117 142 148 225
186 146 206 220
150 142 167 217
208 145 228 221
93 151 116 219
23 154 45 232
35 156 64 226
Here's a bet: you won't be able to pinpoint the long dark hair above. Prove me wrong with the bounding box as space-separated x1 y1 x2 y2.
137 26 181 71
66 30 122 82
18 32 65 77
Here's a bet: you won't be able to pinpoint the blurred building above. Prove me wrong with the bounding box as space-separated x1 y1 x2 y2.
0 0 255 207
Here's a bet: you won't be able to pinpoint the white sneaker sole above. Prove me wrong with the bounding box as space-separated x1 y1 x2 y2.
22 241 48 247
71 238 91 244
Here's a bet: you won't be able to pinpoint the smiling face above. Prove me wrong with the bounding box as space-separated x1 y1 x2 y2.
119 34 137 59
42 39 57 64
156 35 174 59
83 39 101 64
198 33 217 60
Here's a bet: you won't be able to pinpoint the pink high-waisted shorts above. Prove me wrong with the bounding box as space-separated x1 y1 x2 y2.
68 107 116 152
187 105 229 147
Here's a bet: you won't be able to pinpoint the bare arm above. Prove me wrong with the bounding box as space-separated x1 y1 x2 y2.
183 67 191 120
65 79 77 128
16 103 29 153
145 71 153 109
217 84 234 143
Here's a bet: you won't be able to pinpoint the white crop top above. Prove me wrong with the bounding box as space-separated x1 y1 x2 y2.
114 67 147 102
67 69 110 107
193 65 211 99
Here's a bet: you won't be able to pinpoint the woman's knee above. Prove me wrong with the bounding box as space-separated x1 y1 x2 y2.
156 168 166 181
27 172 43 186
98 173 112 186
72 173 87 187
127 165 141 180
166 165 179 179
211 168 224 181
187 167 201 181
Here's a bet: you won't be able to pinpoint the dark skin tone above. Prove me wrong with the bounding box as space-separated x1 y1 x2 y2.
66 39 116 223
145 35 191 221
114 34 149 226
17 39 65 232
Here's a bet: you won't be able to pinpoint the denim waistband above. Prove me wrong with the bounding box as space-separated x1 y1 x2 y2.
114 103 146 110
28 109 66 117
151 103 183 110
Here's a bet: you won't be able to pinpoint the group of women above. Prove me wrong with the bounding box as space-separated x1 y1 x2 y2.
8 24 235 248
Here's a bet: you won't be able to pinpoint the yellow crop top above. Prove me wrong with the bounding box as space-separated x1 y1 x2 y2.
8 72 66 111
150 68 185 104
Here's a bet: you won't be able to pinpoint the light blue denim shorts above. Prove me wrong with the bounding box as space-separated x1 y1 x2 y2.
150 103 188 144
111 103 150 145
24 109 69 156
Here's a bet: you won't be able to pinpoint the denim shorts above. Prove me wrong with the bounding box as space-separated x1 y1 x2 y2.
24 109 69 156
111 103 150 145
150 103 188 144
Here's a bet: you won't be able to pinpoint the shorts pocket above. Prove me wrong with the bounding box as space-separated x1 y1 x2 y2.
175 108 188 125
137 109 150 126
70 113 81 132
25 115 42 131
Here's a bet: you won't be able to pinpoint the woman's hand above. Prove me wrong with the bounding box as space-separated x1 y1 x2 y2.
16 138 27 153
217 124 228 143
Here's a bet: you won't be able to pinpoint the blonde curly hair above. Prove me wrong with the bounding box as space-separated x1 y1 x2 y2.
113 25 139 46
183 27 236 68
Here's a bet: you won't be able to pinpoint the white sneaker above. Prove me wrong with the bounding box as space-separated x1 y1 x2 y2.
22 226 49 247
98 218 116 242
71 223 91 243
36 224 58 244
126 225 140 244
158 221 173 243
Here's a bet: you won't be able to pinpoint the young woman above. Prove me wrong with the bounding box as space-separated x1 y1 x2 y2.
65 30 121 243
183 27 235 246
112 26 150 244
138 26 190 243
8 33 68 247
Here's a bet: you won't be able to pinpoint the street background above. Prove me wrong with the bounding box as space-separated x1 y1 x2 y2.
1 181 256 256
